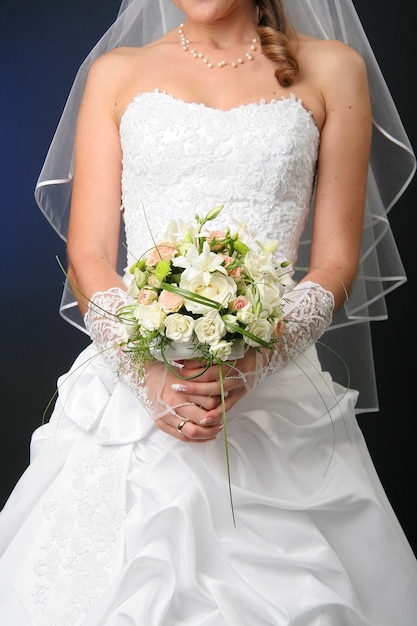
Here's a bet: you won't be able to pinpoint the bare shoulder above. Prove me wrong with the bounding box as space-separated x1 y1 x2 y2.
84 34 180 110
90 28 179 74
296 34 366 64
296 34 368 91
86 43 166 84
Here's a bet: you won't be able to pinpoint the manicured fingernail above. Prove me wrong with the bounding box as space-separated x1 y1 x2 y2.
218 424 224 431
171 383 188 392
200 417 210 425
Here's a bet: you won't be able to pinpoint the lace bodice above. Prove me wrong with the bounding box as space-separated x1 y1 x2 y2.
120 90 319 273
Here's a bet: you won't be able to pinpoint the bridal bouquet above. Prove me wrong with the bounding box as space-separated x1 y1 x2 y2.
116 204 295 371
115 205 294 524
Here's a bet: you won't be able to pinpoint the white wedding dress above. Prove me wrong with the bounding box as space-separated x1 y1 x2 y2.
1 91 416 625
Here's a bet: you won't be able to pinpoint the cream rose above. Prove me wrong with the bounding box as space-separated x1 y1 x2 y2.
209 340 233 361
164 313 195 342
252 282 285 314
194 311 226 345
180 272 237 314
237 309 255 324
135 302 166 333
243 250 279 281
158 290 184 313
244 318 275 347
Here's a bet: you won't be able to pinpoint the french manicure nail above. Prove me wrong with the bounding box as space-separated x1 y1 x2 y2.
171 383 188 392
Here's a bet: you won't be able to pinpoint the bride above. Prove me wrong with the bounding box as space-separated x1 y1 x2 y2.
1 1 416 624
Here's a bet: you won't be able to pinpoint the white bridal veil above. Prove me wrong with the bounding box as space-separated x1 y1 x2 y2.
34 0 415 412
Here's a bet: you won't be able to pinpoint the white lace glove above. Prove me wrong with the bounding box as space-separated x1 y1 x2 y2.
84 287 190 420
253 280 335 385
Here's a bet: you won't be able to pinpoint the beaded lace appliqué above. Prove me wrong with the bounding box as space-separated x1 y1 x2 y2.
31 446 124 625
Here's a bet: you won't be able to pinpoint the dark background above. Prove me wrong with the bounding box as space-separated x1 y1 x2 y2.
1 1 416 555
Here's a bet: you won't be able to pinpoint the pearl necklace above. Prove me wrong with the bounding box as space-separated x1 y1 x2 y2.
178 24 259 69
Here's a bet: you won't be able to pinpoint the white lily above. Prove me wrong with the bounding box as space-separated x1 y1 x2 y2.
164 218 199 247
255 238 279 255
173 241 227 285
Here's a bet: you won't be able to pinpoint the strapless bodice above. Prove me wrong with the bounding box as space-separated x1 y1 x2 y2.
119 90 319 270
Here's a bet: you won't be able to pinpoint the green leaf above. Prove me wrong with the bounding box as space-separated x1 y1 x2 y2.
217 363 236 527
160 282 222 310
223 320 274 349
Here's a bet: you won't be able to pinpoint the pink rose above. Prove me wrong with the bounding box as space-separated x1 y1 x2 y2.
206 230 227 250
221 254 234 267
158 290 184 313
138 288 158 305
147 243 176 266
221 255 243 279
230 296 250 311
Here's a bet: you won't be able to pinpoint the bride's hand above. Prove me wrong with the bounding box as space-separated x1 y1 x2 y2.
174 349 258 426
145 360 225 441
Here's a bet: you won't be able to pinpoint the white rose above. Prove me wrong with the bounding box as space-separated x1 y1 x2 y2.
222 313 238 327
244 250 288 283
236 309 255 324
243 250 272 280
209 340 233 361
244 318 274 347
135 302 166 333
164 313 195 342
119 322 135 343
194 311 226 345
254 282 285 314
180 272 237 314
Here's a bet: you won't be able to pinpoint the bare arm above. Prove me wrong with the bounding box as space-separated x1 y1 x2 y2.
66 52 125 316
304 40 372 310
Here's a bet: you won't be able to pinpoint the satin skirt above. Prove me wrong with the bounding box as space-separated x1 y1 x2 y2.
1 343 416 625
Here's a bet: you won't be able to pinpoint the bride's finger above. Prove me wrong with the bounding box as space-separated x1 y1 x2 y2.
173 418 223 441
182 392 226 411
154 415 222 441
171 377 235 398
160 398 221 425
173 360 222 382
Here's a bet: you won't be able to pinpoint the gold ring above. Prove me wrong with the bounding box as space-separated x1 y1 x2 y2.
177 420 187 433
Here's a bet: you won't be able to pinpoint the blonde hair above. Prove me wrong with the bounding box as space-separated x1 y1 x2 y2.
256 0 299 86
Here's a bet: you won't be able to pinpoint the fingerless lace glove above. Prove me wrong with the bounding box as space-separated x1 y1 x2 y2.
254 280 335 385
84 287 186 420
